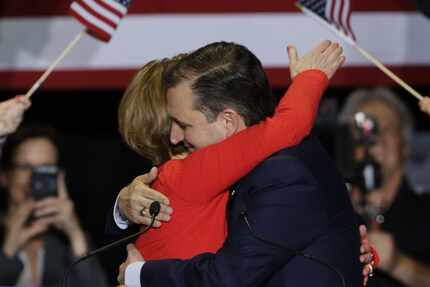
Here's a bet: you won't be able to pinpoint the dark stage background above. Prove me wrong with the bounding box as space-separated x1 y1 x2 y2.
1 84 429 284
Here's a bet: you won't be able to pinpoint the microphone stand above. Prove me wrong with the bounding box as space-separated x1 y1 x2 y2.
62 201 161 287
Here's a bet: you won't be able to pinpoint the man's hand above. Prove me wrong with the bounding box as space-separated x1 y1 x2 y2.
118 244 144 285
288 40 345 80
118 167 173 227
419 97 430 117
0 95 31 136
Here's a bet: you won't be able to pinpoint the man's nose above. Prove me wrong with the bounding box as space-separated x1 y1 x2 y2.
369 140 383 161
170 123 184 145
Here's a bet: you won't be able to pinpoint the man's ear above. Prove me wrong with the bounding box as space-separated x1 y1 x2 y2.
217 108 243 137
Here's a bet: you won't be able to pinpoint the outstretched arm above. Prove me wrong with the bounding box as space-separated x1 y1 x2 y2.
114 41 344 226
158 41 344 203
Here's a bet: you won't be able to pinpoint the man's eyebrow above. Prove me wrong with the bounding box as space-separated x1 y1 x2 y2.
170 116 191 127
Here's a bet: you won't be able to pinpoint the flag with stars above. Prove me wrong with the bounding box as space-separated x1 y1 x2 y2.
70 0 133 42
297 0 356 41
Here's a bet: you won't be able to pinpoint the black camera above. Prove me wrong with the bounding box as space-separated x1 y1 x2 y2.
31 165 59 201
336 112 385 224
352 112 382 193
336 112 382 193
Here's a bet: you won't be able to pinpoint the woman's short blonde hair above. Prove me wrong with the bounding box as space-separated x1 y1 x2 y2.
118 55 186 165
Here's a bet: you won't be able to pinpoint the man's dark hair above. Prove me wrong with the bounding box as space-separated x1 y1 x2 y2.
164 42 276 126
1 124 60 171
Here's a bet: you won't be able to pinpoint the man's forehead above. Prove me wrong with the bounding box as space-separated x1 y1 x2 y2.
167 82 194 108
167 80 194 97
166 86 192 121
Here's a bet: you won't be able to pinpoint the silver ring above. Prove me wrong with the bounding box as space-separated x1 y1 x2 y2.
368 264 374 277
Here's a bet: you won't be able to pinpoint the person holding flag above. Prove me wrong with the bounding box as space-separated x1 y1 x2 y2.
0 96 30 138
296 0 427 114
24 0 134 99
0 2 134 284
419 97 430 117
0 96 31 158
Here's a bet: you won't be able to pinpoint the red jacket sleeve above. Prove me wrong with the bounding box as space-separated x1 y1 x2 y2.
157 70 328 203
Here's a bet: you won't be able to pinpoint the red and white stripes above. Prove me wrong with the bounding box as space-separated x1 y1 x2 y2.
70 0 130 42
0 0 428 90
328 0 355 40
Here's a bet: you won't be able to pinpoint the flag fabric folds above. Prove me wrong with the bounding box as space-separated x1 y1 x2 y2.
297 0 356 41
70 0 133 42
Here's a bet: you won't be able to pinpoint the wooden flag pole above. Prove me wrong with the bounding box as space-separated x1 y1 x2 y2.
353 46 423 100
25 31 85 99
296 3 424 101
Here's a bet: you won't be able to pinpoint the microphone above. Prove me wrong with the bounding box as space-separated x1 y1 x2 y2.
62 201 161 287
149 201 161 217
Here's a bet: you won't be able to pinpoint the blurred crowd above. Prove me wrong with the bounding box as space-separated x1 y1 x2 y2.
338 89 430 287
0 88 430 287
0 97 108 286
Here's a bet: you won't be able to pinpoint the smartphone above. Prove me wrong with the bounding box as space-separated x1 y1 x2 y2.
31 165 59 201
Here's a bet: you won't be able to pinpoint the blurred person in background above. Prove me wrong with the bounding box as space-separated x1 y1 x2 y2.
0 125 108 287
339 88 430 287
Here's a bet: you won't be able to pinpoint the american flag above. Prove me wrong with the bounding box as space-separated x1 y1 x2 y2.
297 0 356 41
1 0 428 90
70 0 133 42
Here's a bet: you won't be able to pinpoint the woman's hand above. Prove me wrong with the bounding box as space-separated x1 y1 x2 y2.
2 200 49 257
288 40 345 80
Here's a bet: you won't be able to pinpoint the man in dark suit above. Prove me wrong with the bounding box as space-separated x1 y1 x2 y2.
110 41 363 286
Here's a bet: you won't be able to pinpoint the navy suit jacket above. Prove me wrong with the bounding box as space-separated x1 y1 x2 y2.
108 135 362 287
